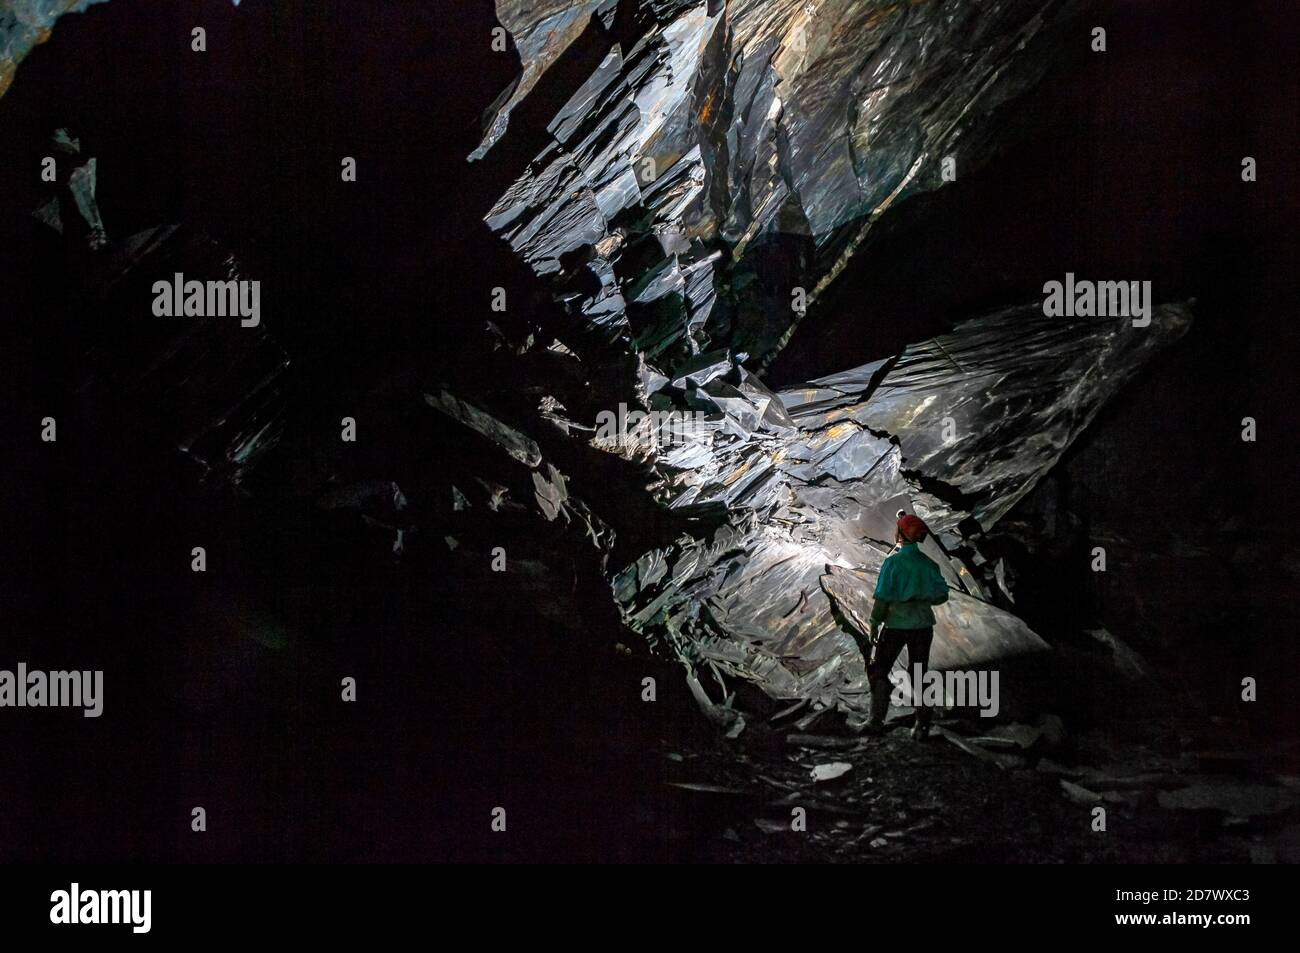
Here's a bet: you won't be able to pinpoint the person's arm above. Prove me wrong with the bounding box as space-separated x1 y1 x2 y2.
869 560 894 641
867 596 890 642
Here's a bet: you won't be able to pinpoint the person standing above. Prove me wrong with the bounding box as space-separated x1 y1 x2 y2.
863 513 950 739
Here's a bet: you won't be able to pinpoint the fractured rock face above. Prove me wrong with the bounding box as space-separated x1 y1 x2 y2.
480 0 1078 370
607 303 1190 716
0 0 1193 731
476 0 1196 724
0 0 110 98
786 301 1196 535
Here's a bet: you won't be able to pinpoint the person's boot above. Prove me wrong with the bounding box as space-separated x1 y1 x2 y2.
862 681 891 734
910 708 932 741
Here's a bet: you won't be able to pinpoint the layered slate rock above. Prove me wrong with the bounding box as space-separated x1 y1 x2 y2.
475 1 1200 726
2 1 1192 730
0 1 109 98
605 304 1189 718
479 0 1078 372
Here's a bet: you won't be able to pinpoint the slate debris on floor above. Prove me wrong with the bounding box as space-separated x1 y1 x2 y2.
660 710 1300 863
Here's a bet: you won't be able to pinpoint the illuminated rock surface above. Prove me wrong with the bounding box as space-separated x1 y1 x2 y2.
475 0 1190 722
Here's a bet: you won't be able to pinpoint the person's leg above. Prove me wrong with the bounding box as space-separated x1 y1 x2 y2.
864 628 907 729
905 627 935 737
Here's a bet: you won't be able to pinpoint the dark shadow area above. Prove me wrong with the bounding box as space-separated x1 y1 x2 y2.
0 0 725 862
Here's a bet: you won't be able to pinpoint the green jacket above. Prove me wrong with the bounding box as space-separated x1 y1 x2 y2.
869 542 950 630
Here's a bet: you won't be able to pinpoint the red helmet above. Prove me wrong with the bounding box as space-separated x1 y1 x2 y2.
896 514 929 542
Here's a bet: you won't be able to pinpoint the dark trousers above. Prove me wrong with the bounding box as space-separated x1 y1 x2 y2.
866 626 935 725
